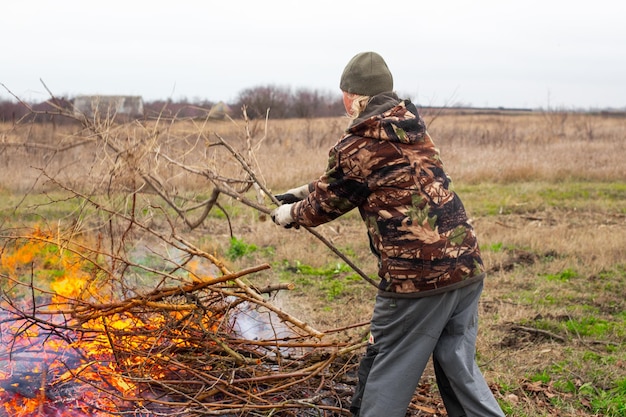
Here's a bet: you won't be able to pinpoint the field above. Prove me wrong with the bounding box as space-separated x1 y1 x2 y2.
1 108 626 416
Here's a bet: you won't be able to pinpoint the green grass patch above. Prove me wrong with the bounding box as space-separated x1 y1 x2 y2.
529 370 551 384
564 316 611 338
227 236 258 260
553 375 626 416
456 181 626 216
543 268 578 282
589 377 626 416
524 354 626 415
484 242 504 252
278 260 355 301
538 182 626 206
290 261 351 277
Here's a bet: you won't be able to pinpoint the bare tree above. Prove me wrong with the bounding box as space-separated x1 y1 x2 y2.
235 84 291 119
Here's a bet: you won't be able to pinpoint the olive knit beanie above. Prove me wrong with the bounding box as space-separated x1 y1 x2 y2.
340 51 393 96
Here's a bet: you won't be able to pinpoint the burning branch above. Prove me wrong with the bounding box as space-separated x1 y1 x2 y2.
70 263 271 322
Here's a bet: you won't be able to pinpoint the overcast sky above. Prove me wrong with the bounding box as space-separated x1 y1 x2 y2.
2 0 624 110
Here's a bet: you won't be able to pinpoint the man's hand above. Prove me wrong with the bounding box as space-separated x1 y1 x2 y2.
270 203 298 228
274 184 310 204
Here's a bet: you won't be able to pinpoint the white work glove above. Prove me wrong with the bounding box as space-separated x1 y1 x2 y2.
270 203 298 229
274 184 310 204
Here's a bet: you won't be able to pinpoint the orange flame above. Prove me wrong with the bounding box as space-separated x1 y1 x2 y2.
1 227 231 416
0 229 134 416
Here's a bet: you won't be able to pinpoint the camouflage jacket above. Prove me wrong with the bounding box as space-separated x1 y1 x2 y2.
291 93 485 296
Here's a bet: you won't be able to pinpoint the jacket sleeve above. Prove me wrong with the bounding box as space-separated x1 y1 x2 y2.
291 138 371 227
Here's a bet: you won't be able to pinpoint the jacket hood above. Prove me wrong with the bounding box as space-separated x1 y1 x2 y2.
347 93 427 144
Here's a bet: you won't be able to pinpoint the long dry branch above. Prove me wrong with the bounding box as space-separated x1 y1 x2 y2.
213 133 380 288
161 145 379 289
71 263 271 321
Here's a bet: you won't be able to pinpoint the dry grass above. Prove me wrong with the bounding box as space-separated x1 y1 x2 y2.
2 111 624 189
2 110 626 415
426 112 626 184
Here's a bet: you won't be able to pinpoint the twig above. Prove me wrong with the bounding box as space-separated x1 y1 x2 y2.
510 325 567 343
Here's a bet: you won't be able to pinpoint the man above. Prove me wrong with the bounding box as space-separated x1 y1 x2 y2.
271 51 504 417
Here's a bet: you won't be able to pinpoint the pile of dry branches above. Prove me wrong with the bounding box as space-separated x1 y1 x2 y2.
3 253 369 415
0 249 367 416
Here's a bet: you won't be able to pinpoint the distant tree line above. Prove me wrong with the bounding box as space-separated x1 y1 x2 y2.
0 85 345 123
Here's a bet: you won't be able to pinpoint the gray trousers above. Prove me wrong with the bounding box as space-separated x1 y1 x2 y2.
350 280 505 417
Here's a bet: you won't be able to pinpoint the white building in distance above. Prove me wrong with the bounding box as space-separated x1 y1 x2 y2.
73 95 144 119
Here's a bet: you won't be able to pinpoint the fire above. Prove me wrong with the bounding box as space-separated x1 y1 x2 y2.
0 229 143 416
0 326 118 416
0 228 46 272
1 226 293 416
0 305 132 416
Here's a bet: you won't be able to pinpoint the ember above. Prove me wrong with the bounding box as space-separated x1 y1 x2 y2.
0 311 122 416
